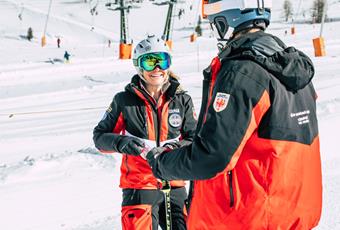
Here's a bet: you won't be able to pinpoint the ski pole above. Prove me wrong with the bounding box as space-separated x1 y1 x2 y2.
161 180 172 230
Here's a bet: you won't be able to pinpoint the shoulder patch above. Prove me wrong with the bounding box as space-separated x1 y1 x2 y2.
213 92 230 112
168 113 182 128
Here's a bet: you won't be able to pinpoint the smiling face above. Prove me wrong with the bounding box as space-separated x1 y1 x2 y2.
142 67 169 87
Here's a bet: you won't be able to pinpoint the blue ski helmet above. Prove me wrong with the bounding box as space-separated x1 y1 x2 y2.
203 0 272 40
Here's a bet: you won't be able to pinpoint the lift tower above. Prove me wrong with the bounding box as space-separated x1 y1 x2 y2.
106 0 133 59
162 0 177 50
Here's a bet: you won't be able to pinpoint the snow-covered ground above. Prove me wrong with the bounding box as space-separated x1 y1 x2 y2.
0 0 339 229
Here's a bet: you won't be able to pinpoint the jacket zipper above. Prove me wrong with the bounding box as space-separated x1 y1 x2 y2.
228 170 234 207
156 107 161 147
155 96 174 189
155 95 173 147
155 100 162 189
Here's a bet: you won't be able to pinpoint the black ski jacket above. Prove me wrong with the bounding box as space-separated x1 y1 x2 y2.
93 74 197 189
149 31 322 229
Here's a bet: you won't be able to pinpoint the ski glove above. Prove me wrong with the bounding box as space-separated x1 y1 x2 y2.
116 136 145 156
146 146 170 168
163 141 181 150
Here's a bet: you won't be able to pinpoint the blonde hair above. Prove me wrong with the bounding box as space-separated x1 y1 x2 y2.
168 70 180 80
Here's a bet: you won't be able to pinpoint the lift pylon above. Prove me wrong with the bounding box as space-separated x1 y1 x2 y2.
162 0 177 50
106 0 134 59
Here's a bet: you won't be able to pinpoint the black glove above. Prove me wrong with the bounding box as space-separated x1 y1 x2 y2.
146 146 169 168
116 136 145 156
163 141 181 150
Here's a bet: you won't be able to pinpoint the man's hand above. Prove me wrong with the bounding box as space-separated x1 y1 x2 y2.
163 141 181 150
117 136 145 156
146 146 169 167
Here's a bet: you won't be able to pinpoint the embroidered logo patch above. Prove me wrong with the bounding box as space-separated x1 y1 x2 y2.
213 92 230 112
168 113 182 128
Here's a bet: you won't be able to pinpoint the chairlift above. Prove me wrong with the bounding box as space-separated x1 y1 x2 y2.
106 0 135 59
162 0 177 50
17 3 25 21
88 0 99 30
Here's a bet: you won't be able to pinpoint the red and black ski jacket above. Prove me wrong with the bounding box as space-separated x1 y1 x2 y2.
149 31 322 229
93 74 197 189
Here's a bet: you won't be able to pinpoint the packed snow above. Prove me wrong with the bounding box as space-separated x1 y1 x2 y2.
0 0 339 229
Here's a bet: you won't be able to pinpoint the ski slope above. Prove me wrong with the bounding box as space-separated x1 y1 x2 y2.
0 0 340 229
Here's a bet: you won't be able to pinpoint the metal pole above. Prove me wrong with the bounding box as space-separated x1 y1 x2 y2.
320 0 328 37
43 0 53 36
294 0 303 26
163 0 177 42
169 1 176 40
120 0 126 43
163 1 173 41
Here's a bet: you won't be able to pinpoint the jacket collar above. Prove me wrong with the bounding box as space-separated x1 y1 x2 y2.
218 31 315 92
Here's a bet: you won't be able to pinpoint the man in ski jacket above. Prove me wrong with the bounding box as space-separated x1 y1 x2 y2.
93 35 197 230
145 1 322 229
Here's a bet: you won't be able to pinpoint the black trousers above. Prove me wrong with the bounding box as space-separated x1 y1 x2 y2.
122 187 187 230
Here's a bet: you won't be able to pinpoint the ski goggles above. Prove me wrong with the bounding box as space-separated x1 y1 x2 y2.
137 52 171 72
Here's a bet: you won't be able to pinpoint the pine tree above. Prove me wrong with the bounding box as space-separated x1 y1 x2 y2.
311 0 326 23
283 0 293 22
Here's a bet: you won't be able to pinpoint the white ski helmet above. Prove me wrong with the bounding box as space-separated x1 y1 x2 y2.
203 0 272 40
133 35 172 77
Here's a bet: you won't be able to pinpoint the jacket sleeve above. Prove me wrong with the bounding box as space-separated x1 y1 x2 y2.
151 68 271 180
177 95 197 147
93 93 125 153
